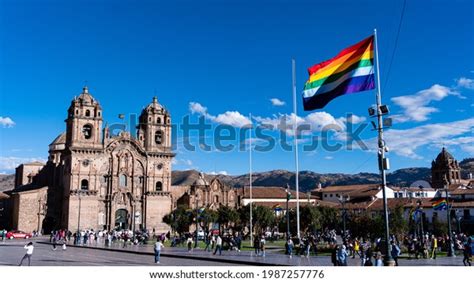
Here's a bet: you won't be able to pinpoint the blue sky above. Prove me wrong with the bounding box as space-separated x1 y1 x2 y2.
0 0 473 175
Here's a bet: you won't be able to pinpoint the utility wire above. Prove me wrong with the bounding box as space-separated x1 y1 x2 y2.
382 0 407 93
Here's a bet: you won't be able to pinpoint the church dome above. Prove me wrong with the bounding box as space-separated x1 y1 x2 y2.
193 172 209 186
144 96 167 113
74 86 101 108
435 147 454 163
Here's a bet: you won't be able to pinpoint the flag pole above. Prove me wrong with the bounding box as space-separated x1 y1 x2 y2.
291 59 301 240
374 28 394 266
249 113 253 248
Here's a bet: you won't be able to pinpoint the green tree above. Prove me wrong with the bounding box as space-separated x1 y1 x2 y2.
216 205 239 233
198 208 218 235
253 205 275 234
317 206 340 230
390 205 408 238
162 206 193 235
348 212 384 240
432 216 447 236
300 205 321 233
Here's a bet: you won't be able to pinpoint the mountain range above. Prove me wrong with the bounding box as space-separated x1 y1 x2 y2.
1 158 472 193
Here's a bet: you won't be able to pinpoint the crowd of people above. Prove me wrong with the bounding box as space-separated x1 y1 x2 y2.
11 226 473 266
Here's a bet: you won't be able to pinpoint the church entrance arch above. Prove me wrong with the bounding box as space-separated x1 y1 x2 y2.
114 209 129 230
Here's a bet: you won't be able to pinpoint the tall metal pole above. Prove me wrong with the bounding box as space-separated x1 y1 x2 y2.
249 114 253 247
291 59 301 240
286 184 291 239
374 29 393 266
77 194 81 232
342 197 346 242
195 194 199 248
444 181 455 257
37 199 42 233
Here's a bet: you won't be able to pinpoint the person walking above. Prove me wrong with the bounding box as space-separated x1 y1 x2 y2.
391 241 401 266
260 235 266 257
430 235 438 259
463 238 472 266
337 244 349 266
2 229 6 242
186 236 193 252
213 235 222 255
204 234 211 252
286 237 294 258
253 236 260 256
331 245 339 266
154 240 165 264
353 239 360 259
375 251 383 266
19 242 34 266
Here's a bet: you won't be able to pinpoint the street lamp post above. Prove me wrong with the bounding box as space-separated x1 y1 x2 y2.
443 179 455 257
285 184 291 239
37 199 42 234
339 195 347 242
194 193 199 248
76 190 82 245
417 200 424 243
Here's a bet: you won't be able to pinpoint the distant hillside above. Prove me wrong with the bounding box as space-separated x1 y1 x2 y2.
0 174 15 192
1 162 467 194
171 167 433 192
460 158 474 178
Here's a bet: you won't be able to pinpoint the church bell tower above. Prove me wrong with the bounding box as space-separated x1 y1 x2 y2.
136 96 171 152
65 86 103 149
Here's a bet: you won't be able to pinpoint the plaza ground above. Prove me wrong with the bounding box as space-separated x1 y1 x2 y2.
0 237 468 266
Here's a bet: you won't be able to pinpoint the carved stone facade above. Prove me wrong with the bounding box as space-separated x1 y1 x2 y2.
11 87 175 233
173 173 238 210
431 147 461 188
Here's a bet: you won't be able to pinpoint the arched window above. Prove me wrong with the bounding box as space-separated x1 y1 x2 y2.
81 179 89 190
157 117 161 124
85 109 91 117
75 110 79 115
119 174 127 187
155 181 163 191
214 195 219 203
82 124 92 139
155 130 163 145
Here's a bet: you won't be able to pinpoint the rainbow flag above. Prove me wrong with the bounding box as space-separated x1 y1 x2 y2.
302 35 375 110
432 199 448 211
272 204 283 211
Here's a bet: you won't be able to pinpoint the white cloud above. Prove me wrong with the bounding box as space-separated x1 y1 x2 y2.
270 98 285 106
184 159 193 166
214 111 252 128
347 114 366 124
254 111 348 136
324 156 334 160
456 77 474 90
378 118 474 159
0 116 15 128
391 84 458 122
189 102 251 128
0 156 47 172
189 102 208 115
207 171 228 175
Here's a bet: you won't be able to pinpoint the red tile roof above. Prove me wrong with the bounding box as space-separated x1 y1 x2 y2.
240 186 317 200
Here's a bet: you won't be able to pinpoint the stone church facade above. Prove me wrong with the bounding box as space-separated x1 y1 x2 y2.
10 87 174 233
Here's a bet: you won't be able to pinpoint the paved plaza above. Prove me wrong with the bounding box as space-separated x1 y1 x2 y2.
0 237 467 266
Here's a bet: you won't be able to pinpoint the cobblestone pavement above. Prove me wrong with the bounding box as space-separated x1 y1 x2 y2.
0 238 468 266
0 239 240 266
